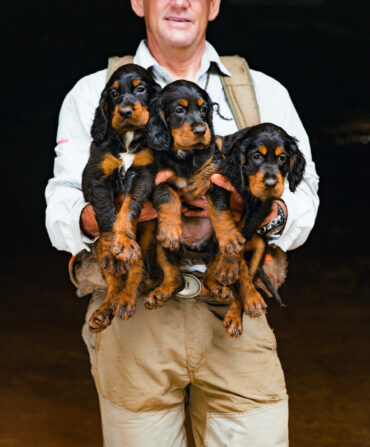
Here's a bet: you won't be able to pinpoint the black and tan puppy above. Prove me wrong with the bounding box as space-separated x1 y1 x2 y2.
82 64 160 332
144 80 245 309
205 123 306 337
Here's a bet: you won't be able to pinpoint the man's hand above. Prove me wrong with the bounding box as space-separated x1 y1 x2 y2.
80 204 100 238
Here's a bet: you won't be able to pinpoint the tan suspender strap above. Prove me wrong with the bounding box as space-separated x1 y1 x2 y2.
106 55 134 83
220 55 261 128
106 54 260 128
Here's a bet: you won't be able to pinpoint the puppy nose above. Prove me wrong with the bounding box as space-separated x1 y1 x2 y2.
192 124 206 136
264 177 277 188
119 107 133 118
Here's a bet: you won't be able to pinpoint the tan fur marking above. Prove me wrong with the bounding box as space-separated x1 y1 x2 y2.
171 123 211 150
113 81 119 89
246 233 266 278
112 102 149 133
133 148 154 166
248 170 285 200
132 79 140 87
259 145 268 155
169 176 188 189
197 98 204 106
215 136 223 153
179 98 188 107
113 195 136 236
183 160 220 199
100 153 123 177
207 199 245 254
275 146 284 156
157 188 182 250
239 258 266 318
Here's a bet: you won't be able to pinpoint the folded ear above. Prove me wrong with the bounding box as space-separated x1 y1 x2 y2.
287 137 306 192
91 90 109 144
147 67 162 96
221 144 245 194
145 97 171 151
221 127 251 156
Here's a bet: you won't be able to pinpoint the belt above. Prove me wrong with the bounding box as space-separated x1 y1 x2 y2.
176 273 211 298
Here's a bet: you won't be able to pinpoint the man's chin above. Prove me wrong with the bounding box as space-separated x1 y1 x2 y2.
160 29 197 49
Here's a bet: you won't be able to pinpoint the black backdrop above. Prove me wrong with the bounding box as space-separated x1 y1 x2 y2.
1 0 369 250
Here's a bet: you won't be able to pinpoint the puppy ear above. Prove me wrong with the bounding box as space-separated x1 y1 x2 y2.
145 97 171 151
147 67 162 95
221 144 245 193
91 90 109 144
287 137 306 192
221 127 251 156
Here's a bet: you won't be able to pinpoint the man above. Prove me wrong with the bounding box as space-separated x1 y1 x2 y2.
45 0 319 445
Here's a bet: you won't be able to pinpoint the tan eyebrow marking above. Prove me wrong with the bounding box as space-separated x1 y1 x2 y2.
197 98 204 106
179 98 188 107
258 145 268 155
275 146 283 156
132 79 140 87
113 81 119 89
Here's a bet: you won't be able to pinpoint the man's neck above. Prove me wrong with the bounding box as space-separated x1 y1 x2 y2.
147 36 205 81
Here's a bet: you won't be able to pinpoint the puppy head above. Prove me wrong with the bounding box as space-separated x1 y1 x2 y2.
146 80 214 153
222 123 306 199
91 64 161 144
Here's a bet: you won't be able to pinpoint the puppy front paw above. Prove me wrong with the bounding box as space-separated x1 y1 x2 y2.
157 223 182 250
218 230 245 255
111 234 141 267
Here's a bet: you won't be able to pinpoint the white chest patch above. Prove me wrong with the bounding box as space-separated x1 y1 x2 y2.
119 153 135 173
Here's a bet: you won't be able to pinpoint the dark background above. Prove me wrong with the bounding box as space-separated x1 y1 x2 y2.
0 1 369 446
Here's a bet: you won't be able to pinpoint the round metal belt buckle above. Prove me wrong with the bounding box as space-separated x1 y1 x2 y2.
176 273 202 298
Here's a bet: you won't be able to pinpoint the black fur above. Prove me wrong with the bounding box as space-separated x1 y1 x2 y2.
82 64 161 234
221 122 306 302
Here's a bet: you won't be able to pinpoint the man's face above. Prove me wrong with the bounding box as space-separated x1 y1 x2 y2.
132 0 220 49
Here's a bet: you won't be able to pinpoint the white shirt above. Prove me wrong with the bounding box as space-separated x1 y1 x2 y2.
45 40 319 255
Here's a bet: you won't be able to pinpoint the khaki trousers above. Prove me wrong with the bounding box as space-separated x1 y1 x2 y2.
82 291 289 447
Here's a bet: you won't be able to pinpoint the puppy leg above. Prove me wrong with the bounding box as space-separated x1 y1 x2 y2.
206 186 245 255
144 244 184 309
112 167 155 267
204 251 235 304
113 221 157 320
223 298 244 338
153 184 182 251
239 258 267 318
97 232 127 275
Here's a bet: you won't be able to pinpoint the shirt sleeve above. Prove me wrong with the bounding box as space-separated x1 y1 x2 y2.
45 69 107 255
252 70 320 251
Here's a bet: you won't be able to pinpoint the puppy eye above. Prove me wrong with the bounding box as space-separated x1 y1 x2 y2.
176 106 185 114
136 86 146 93
200 105 208 114
110 89 119 98
278 154 286 162
253 153 263 161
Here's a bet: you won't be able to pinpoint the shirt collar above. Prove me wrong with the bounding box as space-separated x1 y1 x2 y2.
133 39 231 84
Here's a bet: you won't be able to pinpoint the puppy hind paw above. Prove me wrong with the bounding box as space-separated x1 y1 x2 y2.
89 306 114 333
244 292 267 318
113 300 136 321
223 312 243 338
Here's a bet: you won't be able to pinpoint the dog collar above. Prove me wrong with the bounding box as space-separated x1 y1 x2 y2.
257 202 286 236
